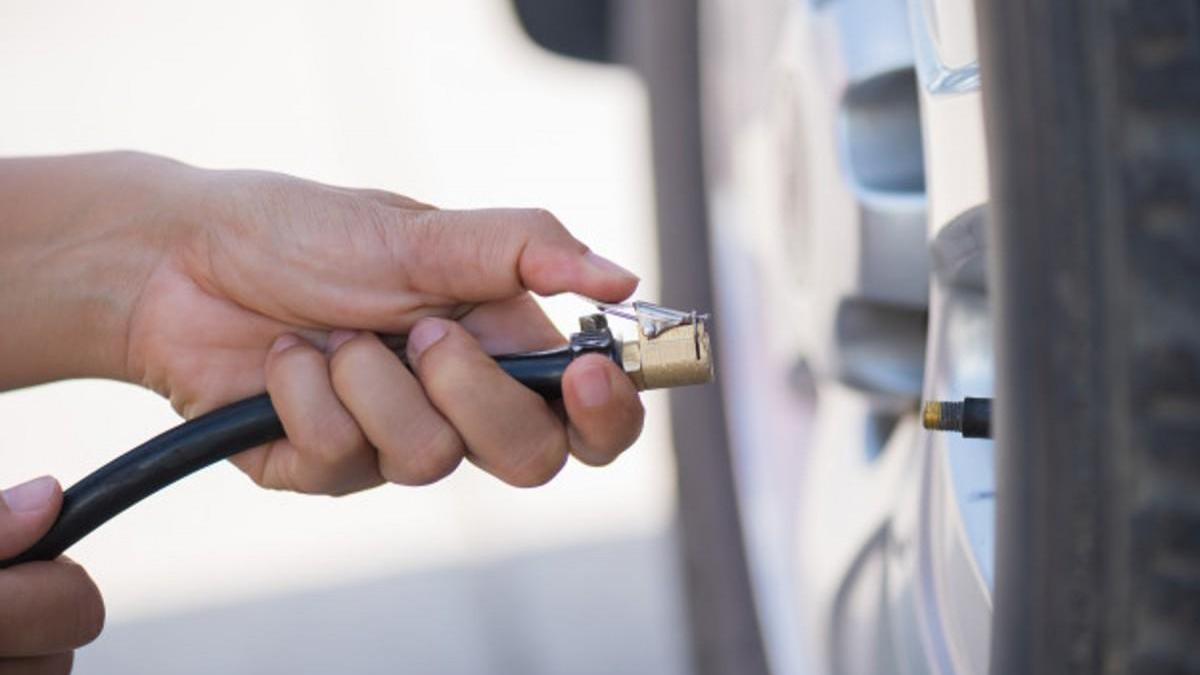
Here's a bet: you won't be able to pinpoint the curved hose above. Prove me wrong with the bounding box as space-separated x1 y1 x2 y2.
1 394 282 568
0 336 619 568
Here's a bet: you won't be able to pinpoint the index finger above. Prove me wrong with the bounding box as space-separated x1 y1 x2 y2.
393 208 639 304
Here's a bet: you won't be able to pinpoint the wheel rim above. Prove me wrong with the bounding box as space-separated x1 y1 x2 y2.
700 0 995 672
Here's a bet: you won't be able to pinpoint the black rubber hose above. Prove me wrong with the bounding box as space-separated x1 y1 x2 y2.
0 342 616 569
493 349 574 399
1 394 282 568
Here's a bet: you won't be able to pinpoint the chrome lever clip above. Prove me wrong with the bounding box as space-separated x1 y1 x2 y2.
592 300 710 339
579 298 714 390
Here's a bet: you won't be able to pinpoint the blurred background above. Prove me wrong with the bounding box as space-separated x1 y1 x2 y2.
0 1 700 673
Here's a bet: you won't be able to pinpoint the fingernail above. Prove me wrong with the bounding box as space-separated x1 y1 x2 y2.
270 334 302 354
575 362 612 408
407 320 449 361
325 330 358 355
3 476 58 513
583 251 638 282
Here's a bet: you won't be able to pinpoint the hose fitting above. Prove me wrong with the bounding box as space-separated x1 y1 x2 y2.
621 317 713 390
588 299 714 391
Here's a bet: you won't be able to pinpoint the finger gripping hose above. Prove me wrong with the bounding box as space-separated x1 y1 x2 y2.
0 328 621 569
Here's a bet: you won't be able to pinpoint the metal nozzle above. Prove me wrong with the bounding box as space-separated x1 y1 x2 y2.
597 301 713 391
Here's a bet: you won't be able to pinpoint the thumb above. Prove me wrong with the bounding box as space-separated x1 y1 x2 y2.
0 476 62 560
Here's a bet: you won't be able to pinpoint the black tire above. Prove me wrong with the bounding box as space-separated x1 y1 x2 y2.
978 1 1200 672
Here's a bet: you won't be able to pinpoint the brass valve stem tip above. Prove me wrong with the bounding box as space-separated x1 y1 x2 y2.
922 398 993 439
923 400 965 432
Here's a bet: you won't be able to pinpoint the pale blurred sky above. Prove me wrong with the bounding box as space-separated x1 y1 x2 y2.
0 0 672 620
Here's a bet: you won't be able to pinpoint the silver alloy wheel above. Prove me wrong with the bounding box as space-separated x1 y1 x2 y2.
699 0 994 673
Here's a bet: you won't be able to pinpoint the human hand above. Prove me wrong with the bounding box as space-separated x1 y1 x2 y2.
91 154 643 494
0 477 105 674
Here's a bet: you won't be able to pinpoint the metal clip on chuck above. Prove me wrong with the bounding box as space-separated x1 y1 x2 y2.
0 300 714 568
594 300 713 391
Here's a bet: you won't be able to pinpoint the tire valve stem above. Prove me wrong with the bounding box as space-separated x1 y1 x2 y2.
922 397 993 439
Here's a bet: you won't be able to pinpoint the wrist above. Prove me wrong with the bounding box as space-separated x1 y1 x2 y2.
0 152 199 388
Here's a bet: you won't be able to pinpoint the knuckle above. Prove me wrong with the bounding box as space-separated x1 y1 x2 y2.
521 208 573 244
303 412 366 469
284 451 357 496
329 413 368 452
380 425 464 486
526 207 563 232
506 431 568 488
527 207 557 227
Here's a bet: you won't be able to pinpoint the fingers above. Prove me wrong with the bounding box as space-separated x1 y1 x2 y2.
330 332 465 486
457 297 643 467
0 558 104 656
234 299 642 495
395 208 639 304
407 319 569 487
238 335 383 495
236 330 468 492
562 355 645 466
0 477 62 560
0 653 74 675
209 172 639 335
0 480 103 662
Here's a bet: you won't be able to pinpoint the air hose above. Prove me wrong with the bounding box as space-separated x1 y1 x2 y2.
0 305 712 568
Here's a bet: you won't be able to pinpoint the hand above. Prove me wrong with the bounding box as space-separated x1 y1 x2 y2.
0 477 105 675
12 152 644 494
